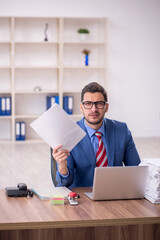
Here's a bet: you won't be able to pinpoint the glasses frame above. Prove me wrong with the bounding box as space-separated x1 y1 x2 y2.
82 101 107 109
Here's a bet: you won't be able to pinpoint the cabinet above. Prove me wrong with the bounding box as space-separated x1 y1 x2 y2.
0 17 108 142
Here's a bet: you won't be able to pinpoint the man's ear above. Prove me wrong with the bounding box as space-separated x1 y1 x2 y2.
80 103 83 113
105 103 109 113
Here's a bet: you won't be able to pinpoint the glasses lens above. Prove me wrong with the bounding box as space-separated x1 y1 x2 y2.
96 101 105 109
83 101 93 109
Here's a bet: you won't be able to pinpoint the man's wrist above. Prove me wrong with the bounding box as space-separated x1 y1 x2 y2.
58 166 68 176
58 167 69 179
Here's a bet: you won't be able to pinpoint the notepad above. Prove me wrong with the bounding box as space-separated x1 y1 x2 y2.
30 103 86 151
31 186 71 200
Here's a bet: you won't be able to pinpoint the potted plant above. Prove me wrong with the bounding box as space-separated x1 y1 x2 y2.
77 28 90 41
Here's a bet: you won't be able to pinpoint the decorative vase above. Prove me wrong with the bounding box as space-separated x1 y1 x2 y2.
85 54 89 66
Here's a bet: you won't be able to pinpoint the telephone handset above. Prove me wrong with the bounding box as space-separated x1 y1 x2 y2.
5 183 33 197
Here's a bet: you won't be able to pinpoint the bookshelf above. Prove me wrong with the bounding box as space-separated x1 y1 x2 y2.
0 17 108 142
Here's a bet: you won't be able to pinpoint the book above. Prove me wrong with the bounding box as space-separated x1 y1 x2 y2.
30 103 86 151
31 186 71 200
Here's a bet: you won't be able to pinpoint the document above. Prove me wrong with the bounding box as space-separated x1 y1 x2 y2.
140 158 160 204
31 186 71 200
30 103 86 151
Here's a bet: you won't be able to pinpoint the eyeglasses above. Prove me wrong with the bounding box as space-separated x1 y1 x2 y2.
82 101 106 109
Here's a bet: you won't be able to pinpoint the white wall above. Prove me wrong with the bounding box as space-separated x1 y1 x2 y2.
1 0 160 137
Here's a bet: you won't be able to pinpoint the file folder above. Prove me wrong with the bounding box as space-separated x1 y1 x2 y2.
0 97 6 116
0 97 11 116
15 122 26 141
6 97 11 115
15 122 21 141
0 97 2 115
47 96 59 110
20 122 26 141
63 96 73 114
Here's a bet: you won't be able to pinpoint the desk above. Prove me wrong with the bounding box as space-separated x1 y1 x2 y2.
0 188 160 240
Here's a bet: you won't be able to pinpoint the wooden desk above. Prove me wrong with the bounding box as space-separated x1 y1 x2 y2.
0 188 160 240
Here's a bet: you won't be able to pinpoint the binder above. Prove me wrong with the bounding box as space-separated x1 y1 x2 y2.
2 97 6 115
47 96 59 110
0 97 11 116
15 122 21 141
20 122 26 141
0 97 2 115
63 96 73 114
68 96 73 114
63 96 68 113
5 97 11 115
0 97 6 116
15 122 26 141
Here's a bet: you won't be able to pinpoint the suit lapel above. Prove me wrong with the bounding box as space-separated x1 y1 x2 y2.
77 119 96 166
105 119 115 166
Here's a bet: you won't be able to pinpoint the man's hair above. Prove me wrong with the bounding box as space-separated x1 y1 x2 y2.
81 82 108 102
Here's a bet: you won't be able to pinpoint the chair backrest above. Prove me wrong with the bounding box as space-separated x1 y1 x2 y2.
50 148 58 186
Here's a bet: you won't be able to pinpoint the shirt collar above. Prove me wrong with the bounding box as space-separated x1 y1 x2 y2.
84 119 105 137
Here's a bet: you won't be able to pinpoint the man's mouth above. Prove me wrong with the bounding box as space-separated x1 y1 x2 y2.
89 113 99 117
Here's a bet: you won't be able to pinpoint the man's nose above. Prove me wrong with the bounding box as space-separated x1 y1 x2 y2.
91 103 97 111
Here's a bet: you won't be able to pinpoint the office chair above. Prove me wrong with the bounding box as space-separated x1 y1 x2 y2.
50 148 58 186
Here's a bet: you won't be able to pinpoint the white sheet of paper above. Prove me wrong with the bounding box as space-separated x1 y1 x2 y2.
30 104 86 151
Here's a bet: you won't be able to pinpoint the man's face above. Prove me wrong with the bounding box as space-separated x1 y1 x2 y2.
80 92 109 129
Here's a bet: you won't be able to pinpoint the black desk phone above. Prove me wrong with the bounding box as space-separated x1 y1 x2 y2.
5 183 33 197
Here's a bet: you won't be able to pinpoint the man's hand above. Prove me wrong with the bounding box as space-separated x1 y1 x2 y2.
52 145 70 175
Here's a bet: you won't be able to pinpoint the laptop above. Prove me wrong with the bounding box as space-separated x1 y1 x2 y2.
84 166 148 201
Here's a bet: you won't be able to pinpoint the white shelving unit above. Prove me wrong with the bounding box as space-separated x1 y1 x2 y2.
0 17 108 142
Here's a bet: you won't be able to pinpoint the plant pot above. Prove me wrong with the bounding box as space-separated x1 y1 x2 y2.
79 33 88 42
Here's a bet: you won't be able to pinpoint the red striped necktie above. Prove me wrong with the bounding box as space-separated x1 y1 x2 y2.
95 132 108 167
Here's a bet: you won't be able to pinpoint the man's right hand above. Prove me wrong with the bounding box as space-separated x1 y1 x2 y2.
52 145 70 176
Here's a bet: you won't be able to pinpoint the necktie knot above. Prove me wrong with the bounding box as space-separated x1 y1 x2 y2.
95 131 102 139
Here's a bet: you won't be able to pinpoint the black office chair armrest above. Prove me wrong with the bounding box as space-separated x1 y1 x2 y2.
50 147 58 186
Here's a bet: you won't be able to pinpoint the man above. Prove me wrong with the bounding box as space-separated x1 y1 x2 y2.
52 82 140 188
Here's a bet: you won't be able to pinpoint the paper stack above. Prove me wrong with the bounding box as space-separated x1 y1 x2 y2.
140 158 160 204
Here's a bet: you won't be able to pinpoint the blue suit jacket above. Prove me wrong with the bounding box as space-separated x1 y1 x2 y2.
56 118 140 188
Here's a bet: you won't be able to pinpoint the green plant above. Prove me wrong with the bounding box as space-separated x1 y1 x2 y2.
77 28 90 34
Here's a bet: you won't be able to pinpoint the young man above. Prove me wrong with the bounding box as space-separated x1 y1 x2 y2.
52 82 140 188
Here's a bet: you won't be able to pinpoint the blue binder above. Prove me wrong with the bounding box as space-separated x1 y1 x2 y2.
15 122 26 141
47 96 59 110
0 97 6 116
0 97 11 116
5 97 11 115
20 122 26 141
0 97 2 115
63 96 73 115
15 122 21 141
